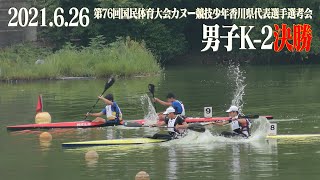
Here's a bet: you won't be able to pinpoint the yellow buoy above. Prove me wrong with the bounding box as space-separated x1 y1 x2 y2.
35 112 52 124
39 132 52 150
85 150 99 167
85 150 99 161
39 132 52 142
135 171 150 180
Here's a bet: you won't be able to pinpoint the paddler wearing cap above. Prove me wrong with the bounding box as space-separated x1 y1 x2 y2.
153 92 185 121
86 94 123 125
150 106 188 140
213 105 251 138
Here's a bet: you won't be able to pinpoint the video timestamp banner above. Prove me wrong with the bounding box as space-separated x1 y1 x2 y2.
8 7 90 27
6 6 314 53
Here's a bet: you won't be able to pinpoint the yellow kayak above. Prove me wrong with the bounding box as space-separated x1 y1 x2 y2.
266 134 320 139
62 134 320 148
62 138 168 148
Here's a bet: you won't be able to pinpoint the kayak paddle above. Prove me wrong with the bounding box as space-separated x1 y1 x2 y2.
239 115 259 119
134 123 206 133
124 114 260 131
148 84 155 98
148 84 156 111
124 121 144 127
161 124 206 133
84 77 115 120
187 115 260 133
187 123 206 133
193 114 261 128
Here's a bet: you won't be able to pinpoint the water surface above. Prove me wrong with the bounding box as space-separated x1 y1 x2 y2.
1 64 320 180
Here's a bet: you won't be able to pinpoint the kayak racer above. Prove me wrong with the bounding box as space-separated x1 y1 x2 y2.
86 94 123 126
153 92 185 121
150 107 188 140
213 105 251 138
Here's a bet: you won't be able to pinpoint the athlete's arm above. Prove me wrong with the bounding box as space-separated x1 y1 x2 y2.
238 118 247 125
154 98 171 106
214 120 230 126
98 96 113 105
154 121 166 127
174 117 188 129
87 112 104 117
175 122 188 129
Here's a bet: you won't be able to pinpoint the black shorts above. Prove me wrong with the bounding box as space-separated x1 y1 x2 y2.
104 119 121 126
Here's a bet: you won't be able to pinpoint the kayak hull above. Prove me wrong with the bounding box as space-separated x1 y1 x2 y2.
7 115 273 131
7 121 109 131
125 115 273 126
62 138 168 148
266 134 320 139
62 134 320 148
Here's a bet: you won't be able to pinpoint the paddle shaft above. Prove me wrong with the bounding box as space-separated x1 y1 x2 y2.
151 92 156 111
143 124 205 133
199 115 260 129
86 88 108 114
84 78 115 120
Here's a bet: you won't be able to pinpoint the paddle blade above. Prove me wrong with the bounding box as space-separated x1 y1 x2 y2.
188 123 206 133
124 121 143 127
105 77 115 91
148 84 155 97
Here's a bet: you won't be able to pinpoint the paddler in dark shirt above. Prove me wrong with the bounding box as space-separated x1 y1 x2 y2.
153 92 186 121
213 106 251 138
151 107 188 140
86 94 123 126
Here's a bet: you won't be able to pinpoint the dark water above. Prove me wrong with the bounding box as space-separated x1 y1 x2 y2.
1 65 320 180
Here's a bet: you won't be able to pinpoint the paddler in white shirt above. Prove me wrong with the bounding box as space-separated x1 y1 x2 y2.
86 94 123 125
151 107 188 140
213 105 251 138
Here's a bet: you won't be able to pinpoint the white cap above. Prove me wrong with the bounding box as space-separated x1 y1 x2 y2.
163 107 175 115
226 105 239 113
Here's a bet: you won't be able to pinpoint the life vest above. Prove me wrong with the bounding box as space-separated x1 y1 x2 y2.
167 116 187 139
230 117 251 137
105 103 122 121
172 100 185 116
167 117 176 133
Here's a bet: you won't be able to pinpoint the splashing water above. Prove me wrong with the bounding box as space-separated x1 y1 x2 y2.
140 94 158 125
249 117 271 140
160 117 270 147
140 62 269 145
160 63 270 146
227 62 246 113
226 62 271 140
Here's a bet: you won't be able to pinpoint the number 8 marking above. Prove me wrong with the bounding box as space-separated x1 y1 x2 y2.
270 125 275 130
